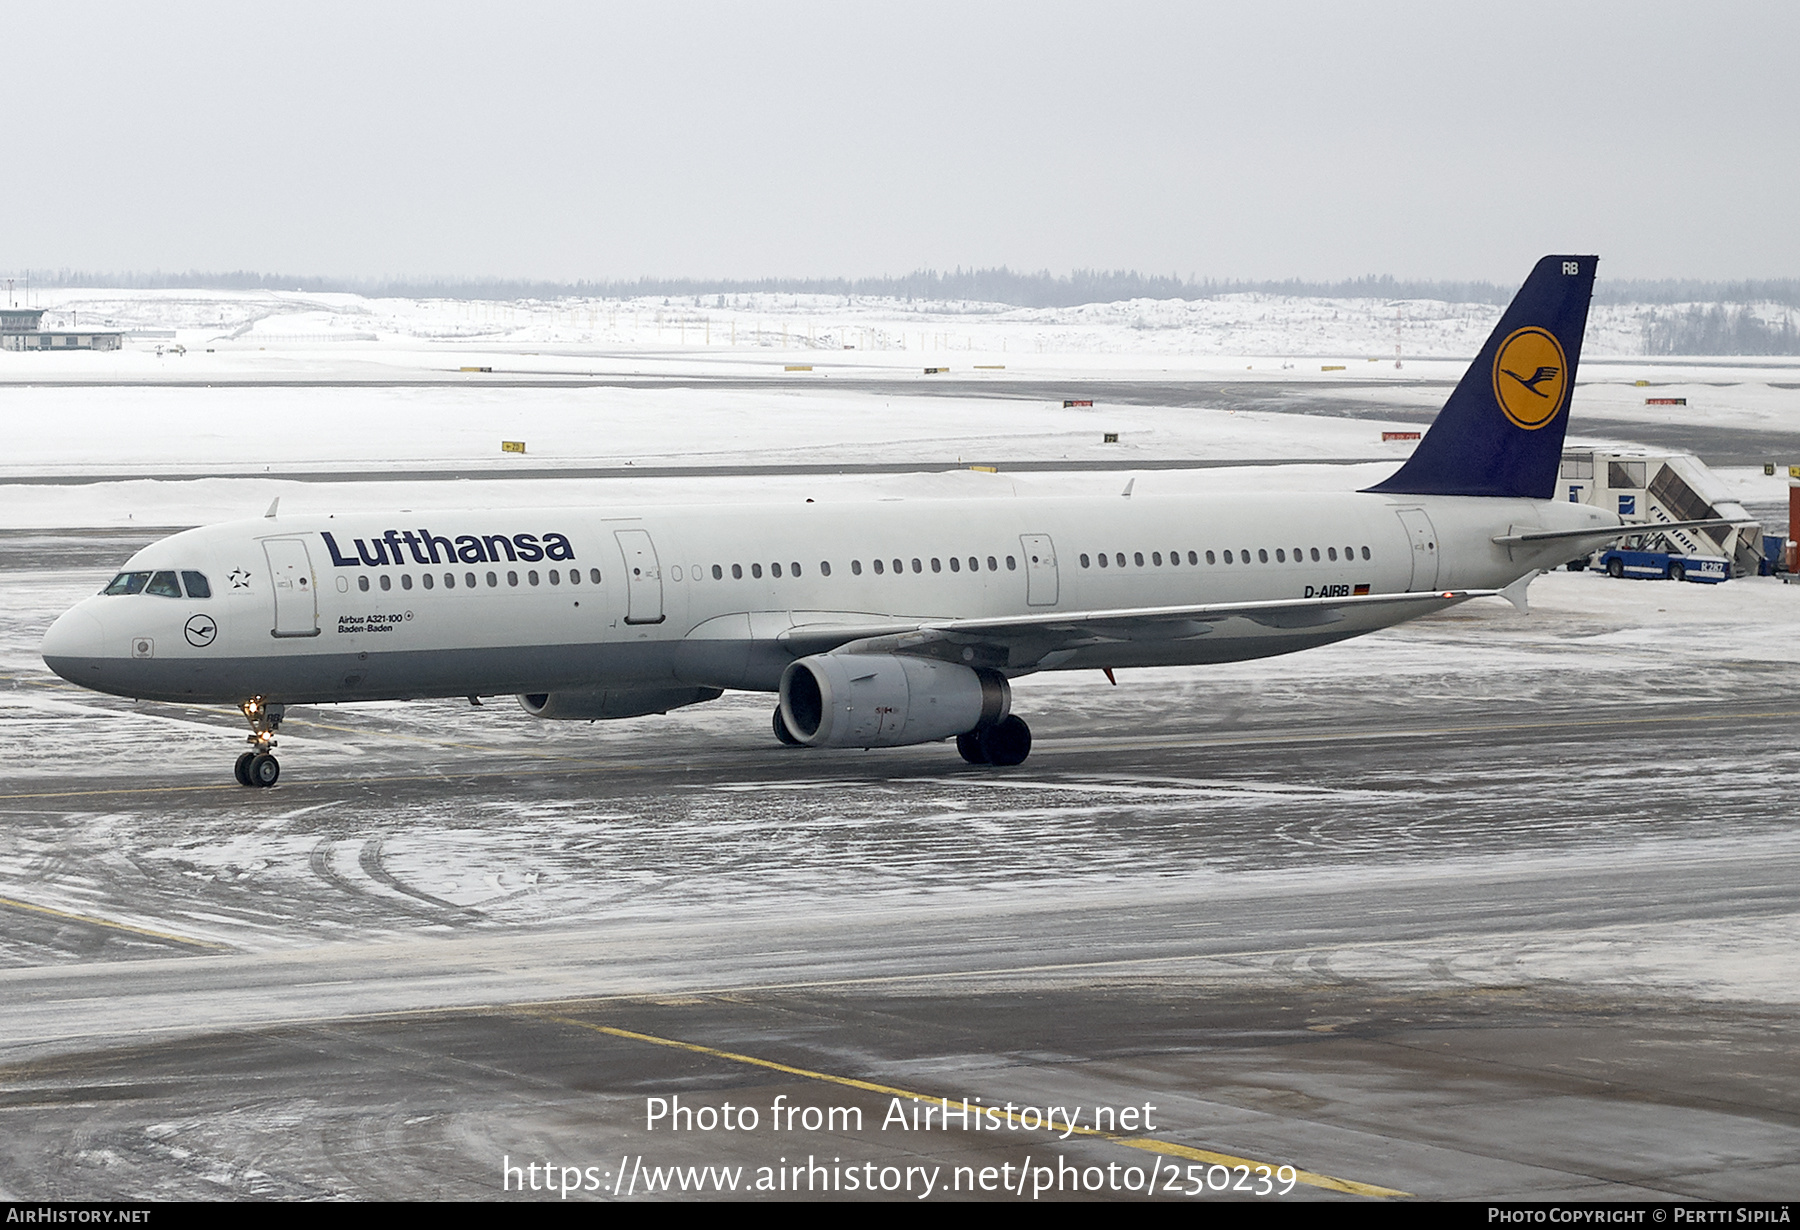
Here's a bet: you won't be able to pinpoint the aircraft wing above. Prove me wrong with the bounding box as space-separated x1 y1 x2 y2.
776 588 1493 668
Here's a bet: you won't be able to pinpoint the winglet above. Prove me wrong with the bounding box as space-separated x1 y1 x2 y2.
264 497 280 519
1366 255 1597 500
1499 571 1535 613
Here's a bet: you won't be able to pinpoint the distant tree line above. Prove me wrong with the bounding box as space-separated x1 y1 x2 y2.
13 265 1517 306
1643 305 1800 355
1598 278 1800 307
9 265 1800 317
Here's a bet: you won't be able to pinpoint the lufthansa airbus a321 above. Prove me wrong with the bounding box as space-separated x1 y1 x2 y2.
42 256 1697 786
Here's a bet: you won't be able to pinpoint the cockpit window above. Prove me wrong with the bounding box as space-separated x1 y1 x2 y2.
181 571 211 599
102 572 151 595
146 571 183 597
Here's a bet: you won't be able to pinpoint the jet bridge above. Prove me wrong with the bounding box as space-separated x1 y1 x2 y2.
1558 450 1762 576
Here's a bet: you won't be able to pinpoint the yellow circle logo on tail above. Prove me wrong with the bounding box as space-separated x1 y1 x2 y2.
1492 327 1569 430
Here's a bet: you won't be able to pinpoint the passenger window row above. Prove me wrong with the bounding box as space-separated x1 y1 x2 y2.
353 568 600 592
102 570 211 598
705 561 808 581
1078 545 1373 569
698 555 1019 581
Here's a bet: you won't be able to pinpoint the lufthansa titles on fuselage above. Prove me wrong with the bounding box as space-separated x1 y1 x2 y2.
320 529 576 568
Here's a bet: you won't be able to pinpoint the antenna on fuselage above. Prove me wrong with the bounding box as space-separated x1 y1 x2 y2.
264 497 280 519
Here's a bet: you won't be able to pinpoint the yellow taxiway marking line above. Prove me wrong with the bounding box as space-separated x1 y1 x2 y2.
538 1016 1411 1199
0 894 230 950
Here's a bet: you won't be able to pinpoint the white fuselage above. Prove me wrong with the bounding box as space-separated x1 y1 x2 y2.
41 483 1616 706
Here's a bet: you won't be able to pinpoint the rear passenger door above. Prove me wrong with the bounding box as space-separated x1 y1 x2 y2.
1020 533 1059 606
1395 509 1440 591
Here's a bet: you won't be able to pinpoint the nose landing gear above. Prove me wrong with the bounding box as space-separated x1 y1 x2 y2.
234 697 285 787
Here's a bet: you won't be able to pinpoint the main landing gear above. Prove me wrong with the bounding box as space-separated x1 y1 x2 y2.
956 715 1032 767
233 697 284 787
769 704 1034 766
771 706 801 746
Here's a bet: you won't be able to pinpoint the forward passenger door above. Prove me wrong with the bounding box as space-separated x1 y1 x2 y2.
264 538 321 638
615 529 666 625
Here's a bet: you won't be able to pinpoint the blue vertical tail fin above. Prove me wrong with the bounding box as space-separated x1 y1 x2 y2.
1365 255 1596 499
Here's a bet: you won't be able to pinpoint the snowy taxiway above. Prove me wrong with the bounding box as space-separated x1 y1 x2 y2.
0 321 1795 1201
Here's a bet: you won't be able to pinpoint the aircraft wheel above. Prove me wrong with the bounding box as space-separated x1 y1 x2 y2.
1669 561 1686 583
956 731 989 764
248 753 280 788
234 751 256 786
771 706 801 746
978 715 1032 767
1606 558 1624 579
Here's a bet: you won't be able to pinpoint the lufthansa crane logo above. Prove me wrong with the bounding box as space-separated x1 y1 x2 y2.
184 614 218 647
1492 326 1569 430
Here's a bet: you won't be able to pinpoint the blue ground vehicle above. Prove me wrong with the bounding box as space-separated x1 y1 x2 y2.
1594 547 1729 583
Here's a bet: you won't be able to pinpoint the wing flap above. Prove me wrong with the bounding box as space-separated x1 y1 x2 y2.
778 589 1493 663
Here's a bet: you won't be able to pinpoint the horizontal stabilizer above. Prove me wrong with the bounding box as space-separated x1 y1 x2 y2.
1490 517 1748 548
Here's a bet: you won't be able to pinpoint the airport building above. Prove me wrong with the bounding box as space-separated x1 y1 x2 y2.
0 307 123 351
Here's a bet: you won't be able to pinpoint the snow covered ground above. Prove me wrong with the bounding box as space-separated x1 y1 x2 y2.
13 283 1798 361
0 381 1426 483
0 291 1794 1014
0 286 1794 528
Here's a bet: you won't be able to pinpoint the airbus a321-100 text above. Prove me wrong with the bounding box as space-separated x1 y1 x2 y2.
43 256 1714 786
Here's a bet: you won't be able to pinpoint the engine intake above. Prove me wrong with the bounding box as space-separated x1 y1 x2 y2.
778 654 1009 748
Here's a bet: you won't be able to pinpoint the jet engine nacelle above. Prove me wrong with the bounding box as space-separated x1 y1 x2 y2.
518 686 723 720
778 654 1009 748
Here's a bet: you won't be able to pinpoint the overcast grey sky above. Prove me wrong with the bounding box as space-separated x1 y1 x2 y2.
3 2 1794 283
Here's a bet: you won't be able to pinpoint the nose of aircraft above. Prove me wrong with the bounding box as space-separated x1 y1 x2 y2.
41 606 107 683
